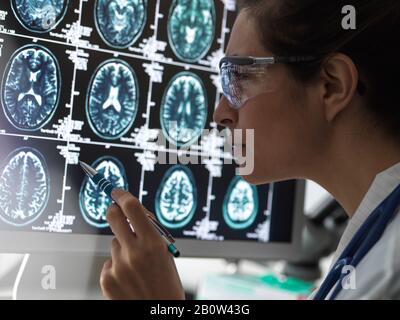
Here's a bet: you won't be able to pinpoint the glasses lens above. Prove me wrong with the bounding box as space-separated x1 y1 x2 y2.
220 64 243 109
220 62 272 109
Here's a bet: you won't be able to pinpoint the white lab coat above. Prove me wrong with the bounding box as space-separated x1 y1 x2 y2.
309 163 400 299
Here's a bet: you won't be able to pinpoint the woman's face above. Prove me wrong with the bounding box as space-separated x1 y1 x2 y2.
214 10 327 185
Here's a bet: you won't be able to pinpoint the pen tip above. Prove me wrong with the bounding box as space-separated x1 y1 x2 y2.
78 160 97 177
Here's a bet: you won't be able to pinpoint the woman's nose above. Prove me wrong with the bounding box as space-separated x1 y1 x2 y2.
213 96 238 129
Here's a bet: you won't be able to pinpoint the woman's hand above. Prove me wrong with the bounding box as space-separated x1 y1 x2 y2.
100 188 185 300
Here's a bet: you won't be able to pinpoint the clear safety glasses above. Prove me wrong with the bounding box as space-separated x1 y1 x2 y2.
219 56 318 109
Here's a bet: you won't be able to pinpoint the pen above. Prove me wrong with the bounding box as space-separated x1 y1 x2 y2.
79 160 180 258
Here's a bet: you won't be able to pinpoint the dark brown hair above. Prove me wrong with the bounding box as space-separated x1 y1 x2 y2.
238 0 400 137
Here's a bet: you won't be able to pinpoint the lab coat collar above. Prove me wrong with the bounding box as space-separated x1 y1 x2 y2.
331 162 400 264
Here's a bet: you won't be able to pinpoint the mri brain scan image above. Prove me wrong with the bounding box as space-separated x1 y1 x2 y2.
223 176 258 229
95 0 147 48
160 72 208 147
168 0 216 62
0 147 50 227
1 45 61 131
155 165 197 229
79 156 127 228
86 59 139 140
11 0 69 33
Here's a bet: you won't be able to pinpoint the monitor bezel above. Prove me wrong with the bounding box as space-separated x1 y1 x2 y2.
0 180 305 261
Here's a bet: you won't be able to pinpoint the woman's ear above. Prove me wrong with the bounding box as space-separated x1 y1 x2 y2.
319 53 359 123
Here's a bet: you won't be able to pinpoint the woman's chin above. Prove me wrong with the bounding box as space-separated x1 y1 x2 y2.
238 166 291 185
238 171 271 185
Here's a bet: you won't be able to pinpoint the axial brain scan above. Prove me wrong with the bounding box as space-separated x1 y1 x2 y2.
160 72 207 147
11 0 69 32
1 45 61 131
155 165 197 229
0 147 50 226
95 0 147 48
223 176 259 229
86 59 139 140
168 0 215 62
79 156 128 228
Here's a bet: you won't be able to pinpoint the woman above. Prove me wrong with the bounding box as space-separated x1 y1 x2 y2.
100 0 400 299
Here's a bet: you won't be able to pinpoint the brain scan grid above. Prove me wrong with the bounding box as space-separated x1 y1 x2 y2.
0 0 279 243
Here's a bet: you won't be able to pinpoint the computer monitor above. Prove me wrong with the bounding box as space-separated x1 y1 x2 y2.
0 0 305 260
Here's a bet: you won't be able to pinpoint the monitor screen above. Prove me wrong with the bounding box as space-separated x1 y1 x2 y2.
0 0 304 259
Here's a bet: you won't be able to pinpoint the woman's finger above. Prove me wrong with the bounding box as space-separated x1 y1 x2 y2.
99 258 113 296
111 189 159 240
106 203 136 248
100 259 126 300
110 237 122 262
